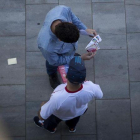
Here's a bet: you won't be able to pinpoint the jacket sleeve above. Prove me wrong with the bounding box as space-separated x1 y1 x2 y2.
39 47 74 66
69 8 87 30
40 96 57 119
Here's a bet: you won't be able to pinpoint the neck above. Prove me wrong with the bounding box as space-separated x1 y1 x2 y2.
66 81 81 92
51 20 61 33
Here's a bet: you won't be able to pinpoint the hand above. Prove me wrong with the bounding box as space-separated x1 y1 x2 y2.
81 52 96 60
86 29 97 37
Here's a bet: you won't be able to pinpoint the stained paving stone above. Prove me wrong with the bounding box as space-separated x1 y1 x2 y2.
126 5 140 33
62 135 96 140
26 0 58 4
26 76 53 101
0 36 25 85
0 0 25 36
0 85 25 107
26 52 45 69
133 134 140 140
96 100 132 140
125 0 140 5
92 3 125 34
0 106 25 137
127 33 140 81
26 4 58 51
62 100 96 135
59 3 92 29
99 33 127 50
130 82 140 133
92 0 123 2
95 50 129 99
26 102 61 140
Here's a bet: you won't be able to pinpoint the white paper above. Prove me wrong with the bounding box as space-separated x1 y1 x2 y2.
80 30 94 37
8 58 17 65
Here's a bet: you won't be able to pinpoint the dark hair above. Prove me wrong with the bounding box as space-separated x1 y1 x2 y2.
55 22 80 43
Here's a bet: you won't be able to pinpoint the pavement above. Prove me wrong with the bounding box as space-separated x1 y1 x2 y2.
0 0 140 140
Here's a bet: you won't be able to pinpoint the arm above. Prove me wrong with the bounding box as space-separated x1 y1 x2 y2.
39 47 74 66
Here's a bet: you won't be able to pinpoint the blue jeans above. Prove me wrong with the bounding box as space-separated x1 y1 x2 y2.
46 60 58 75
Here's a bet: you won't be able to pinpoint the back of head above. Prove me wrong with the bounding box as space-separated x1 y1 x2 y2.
67 56 86 84
55 22 80 43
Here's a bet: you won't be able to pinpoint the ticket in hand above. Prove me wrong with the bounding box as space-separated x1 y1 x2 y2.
85 35 102 52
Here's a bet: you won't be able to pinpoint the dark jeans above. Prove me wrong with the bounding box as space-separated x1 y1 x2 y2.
46 60 58 75
44 115 80 131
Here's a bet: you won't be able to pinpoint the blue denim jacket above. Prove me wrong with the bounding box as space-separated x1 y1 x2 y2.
37 5 87 66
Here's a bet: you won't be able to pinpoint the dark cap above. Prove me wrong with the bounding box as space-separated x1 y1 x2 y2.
67 56 86 84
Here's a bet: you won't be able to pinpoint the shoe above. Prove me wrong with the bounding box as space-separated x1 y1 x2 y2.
46 128 57 134
69 127 76 133
49 73 60 89
33 116 44 127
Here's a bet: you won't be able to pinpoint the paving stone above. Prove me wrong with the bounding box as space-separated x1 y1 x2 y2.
126 5 140 33
0 85 25 107
11 137 25 140
0 36 25 85
26 102 61 140
95 50 129 99
26 0 58 4
59 3 92 29
92 0 123 2
133 134 140 140
26 76 53 101
96 100 132 140
26 68 46 76
26 4 58 51
125 0 140 5
62 135 96 140
26 52 45 69
0 0 25 36
0 106 25 136
130 82 140 133
60 0 91 3
92 3 125 34
62 100 96 135
127 33 140 81
98 33 127 50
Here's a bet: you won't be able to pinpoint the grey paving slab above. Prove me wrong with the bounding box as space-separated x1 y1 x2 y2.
26 102 61 140
92 3 125 34
26 0 58 4
26 4 58 51
0 0 25 36
0 85 25 107
11 137 25 140
59 3 92 29
95 50 129 99
0 36 25 85
0 106 25 136
99 33 127 50
26 68 46 76
26 75 53 101
130 82 140 133
60 0 91 3
62 135 96 140
126 5 140 33
96 100 132 140
133 134 140 140
92 0 123 2
125 0 140 5
127 33 140 81
62 100 96 135
26 52 45 69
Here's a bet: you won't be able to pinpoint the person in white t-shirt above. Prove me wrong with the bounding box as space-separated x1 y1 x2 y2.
33 56 103 133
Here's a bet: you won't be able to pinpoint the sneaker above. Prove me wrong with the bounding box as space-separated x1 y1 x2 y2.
49 73 60 89
69 127 76 133
46 128 57 134
33 116 44 127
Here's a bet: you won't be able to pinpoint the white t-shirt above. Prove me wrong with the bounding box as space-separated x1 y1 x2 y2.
40 81 103 120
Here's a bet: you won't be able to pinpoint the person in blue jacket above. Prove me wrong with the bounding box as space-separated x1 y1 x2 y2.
38 5 97 89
